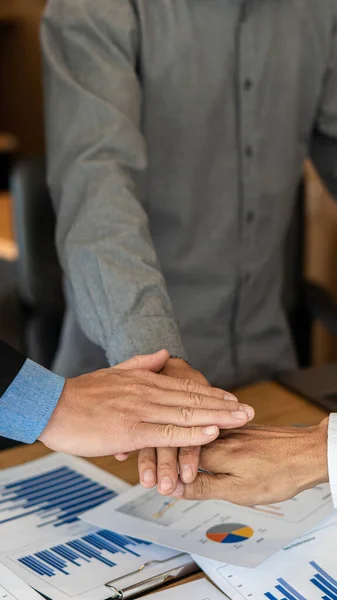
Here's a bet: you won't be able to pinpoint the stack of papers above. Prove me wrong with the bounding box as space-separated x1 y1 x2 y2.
83 481 337 600
0 452 336 600
0 454 184 600
84 481 333 567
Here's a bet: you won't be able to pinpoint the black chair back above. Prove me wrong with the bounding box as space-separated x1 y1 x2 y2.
283 180 312 367
10 156 64 368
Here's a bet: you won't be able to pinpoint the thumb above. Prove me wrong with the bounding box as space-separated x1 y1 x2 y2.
116 350 170 373
171 472 225 501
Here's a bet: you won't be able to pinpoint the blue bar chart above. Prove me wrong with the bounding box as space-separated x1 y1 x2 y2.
6 521 176 597
309 561 337 600
264 561 337 600
17 529 151 577
0 455 179 599
0 465 117 528
0 455 163 598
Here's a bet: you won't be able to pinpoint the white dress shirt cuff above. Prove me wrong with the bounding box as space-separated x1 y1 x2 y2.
328 413 337 508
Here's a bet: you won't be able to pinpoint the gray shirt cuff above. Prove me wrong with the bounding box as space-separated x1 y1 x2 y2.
107 316 188 365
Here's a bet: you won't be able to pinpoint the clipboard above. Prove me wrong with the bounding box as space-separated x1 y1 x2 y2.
104 553 199 599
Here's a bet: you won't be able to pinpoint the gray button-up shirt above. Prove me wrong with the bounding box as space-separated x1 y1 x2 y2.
42 0 337 387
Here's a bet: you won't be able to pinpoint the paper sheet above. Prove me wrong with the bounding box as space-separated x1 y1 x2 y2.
0 563 42 599
84 482 333 568
0 454 180 600
194 514 337 599
144 579 225 599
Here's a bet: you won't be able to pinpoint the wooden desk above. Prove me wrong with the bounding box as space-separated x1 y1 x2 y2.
0 381 328 596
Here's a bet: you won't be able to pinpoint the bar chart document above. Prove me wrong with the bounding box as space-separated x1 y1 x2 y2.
84 482 333 568
0 563 42 599
145 579 225 600
0 454 180 600
195 515 337 600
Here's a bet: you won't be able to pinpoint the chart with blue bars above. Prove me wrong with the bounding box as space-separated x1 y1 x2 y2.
17 529 151 577
7 522 177 597
0 455 180 599
264 561 337 600
0 463 119 529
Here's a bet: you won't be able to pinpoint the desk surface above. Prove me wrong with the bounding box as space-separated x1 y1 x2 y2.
0 381 328 595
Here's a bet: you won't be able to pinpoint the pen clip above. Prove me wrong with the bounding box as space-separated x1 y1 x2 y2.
106 556 199 600
105 552 186 588
107 586 124 599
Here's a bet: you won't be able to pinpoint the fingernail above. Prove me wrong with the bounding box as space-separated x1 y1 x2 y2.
231 410 249 420
224 393 238 402
172 481 184 497
203 425 219 436
143 470 155 484
160 477 174 492
181 465 194 483
239 404 255 419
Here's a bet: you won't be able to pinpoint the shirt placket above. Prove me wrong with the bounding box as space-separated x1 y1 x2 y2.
234 2 258 374
238 4 257 282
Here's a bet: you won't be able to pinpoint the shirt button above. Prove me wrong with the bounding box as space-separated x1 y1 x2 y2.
246 210 255 224
245 145 253 158
244 79 253 91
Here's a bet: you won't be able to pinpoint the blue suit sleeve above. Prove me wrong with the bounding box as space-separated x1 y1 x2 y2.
0 358 65 444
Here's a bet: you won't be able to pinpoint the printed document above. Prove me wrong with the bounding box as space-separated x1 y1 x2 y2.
0 563 42 599
195 514 337 599
84 482 333 567
0 454 180 600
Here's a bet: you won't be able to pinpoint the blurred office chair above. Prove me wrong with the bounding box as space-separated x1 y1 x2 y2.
10 156 64 369
0 157 64 450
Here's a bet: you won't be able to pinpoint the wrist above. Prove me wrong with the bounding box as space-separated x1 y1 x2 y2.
294 419 329 491
38 378 72 444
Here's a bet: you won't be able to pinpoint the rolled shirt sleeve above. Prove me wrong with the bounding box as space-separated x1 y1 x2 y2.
41 0 187 366
0 342 65 444
328 413 337 508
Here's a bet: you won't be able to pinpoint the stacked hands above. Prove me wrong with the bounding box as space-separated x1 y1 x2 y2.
137 356 329 505
40 350 329 506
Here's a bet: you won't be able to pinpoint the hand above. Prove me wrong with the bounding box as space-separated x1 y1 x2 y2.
138 358 255 496
172 421 329 505
39 350 250 457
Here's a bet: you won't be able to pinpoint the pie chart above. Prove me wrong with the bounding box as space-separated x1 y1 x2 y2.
206 523 254 544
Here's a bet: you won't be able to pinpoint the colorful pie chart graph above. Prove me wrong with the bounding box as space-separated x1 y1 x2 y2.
206 523 254 544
